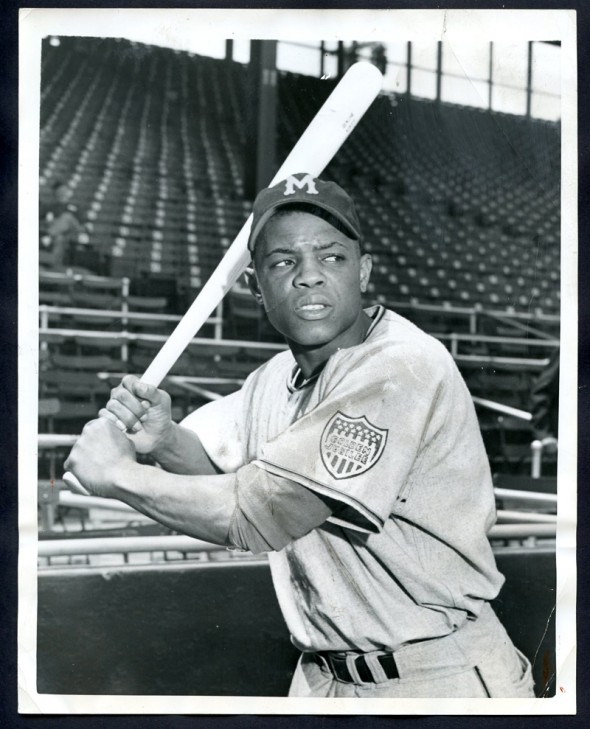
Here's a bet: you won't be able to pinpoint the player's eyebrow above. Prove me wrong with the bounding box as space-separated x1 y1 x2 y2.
263 240 348 259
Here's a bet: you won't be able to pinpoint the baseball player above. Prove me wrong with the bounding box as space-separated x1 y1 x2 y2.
65 174 536 698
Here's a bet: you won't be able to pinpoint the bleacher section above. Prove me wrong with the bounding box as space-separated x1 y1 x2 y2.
38 37 560 473
40 38 250 301
278 72 560 313
40 37 560 311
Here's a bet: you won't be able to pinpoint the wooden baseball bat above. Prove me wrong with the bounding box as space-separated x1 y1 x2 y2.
63 62 383 494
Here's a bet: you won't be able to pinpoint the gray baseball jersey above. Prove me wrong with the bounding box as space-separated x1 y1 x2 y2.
182 306 504 653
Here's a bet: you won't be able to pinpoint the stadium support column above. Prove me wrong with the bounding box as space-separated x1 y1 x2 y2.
244 41 278 198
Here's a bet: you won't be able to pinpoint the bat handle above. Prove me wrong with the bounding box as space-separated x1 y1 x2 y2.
62 470 91 496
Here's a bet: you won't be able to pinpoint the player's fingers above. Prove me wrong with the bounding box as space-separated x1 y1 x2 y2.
113 376 143 406
98 408 128 432
98 408 118 423
120 374 141 393
104 398 144 433
108 386 149 422
99 408 144 440
131 379 165 407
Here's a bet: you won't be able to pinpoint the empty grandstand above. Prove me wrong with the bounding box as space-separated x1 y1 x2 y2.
37 37 560 697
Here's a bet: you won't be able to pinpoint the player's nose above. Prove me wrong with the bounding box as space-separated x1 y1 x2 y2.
293 255 325 287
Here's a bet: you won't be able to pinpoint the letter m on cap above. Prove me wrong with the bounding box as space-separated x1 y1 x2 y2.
283 174 318 197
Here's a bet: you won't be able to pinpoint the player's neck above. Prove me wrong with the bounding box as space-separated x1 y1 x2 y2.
289 311 372 380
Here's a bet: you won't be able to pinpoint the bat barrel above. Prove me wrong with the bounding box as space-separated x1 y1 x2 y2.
142 219 253 387
268 62 383 186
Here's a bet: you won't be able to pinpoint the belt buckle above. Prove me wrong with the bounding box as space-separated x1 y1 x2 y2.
317 652 356 684
315 650 398 684
329 652 375 684
348 653 374 684
329 653 356 683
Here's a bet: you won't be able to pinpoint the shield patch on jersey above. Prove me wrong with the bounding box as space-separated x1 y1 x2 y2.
320 412 388 480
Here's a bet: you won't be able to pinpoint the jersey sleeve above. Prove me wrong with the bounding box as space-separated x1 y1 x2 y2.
228 463 333 554
180 388 246 473
254 341 449 533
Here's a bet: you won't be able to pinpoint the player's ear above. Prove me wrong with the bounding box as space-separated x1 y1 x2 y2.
359 253 372 293
244 267 264 305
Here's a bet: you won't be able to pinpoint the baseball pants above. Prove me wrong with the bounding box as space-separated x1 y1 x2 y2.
289 603 536 698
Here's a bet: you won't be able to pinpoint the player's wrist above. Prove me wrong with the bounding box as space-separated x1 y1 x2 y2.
110 459 145 501
150 421 180 462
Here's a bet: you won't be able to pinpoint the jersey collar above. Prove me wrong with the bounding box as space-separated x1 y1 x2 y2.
287 305 385 392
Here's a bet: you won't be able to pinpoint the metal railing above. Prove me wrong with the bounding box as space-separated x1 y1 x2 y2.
472 397 532 422
40 303 226 362
38 480 557 516
531 437 559 479
37 522 556 561
438 332 558 367
494 487 557 509
40 318 556 372
38 534 215 558
471 397 558 478
382 299 559 336
37 464 557 564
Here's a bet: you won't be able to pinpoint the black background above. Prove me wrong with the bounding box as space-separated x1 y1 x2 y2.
2 1 588 727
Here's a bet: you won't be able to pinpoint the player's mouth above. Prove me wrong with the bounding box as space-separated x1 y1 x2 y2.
295 297 333 320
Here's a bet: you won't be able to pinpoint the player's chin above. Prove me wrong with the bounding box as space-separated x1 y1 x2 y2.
281 319 340 348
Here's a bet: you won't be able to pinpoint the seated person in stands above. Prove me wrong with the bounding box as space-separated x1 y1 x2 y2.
66 174 536 698
40 180 85 268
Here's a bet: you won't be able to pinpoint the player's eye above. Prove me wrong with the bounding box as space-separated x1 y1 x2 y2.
323 253 345 262
270 258 294 269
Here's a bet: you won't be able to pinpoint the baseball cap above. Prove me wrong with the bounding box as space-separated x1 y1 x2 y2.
247 173 362 252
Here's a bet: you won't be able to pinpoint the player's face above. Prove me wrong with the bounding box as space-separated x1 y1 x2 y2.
252 211 372 368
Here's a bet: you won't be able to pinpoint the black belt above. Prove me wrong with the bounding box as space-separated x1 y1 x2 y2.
313 651 400 684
